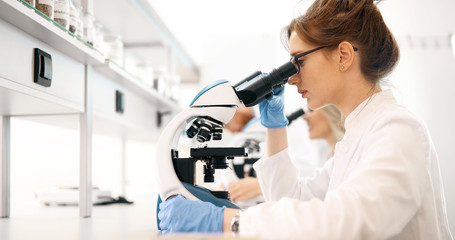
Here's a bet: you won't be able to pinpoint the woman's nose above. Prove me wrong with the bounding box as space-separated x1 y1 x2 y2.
288 74 299 85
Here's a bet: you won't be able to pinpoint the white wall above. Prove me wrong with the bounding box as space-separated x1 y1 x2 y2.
9 116 158 216
391 40 455 231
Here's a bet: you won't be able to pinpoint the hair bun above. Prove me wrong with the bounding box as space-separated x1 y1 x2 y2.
283 0 399 82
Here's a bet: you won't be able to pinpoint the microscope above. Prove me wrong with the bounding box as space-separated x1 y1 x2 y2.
155 60 297 228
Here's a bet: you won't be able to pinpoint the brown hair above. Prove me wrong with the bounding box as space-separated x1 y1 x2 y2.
282 0 399 83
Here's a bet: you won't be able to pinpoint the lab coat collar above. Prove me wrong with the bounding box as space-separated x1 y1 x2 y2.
344 89 396 135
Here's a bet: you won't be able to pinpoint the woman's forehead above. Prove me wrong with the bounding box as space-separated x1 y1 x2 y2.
289 31 315 55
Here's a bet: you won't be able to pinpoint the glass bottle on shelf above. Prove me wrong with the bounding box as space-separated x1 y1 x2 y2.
36 0 55 19
69 0 83 38
124 54 142 79
54 0 70 29
93 21 105 51
136 61 154 87
68 0 79 34
83 12 95 46
75 6 83 38
169 74 181 101
103 34 124 66
23 0 35 8
153 67 168 96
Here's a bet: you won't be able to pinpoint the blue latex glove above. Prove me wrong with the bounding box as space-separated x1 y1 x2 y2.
158 195 225 234
259 86 289 128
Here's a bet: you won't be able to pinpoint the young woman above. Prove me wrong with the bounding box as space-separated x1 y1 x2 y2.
158 0 453 239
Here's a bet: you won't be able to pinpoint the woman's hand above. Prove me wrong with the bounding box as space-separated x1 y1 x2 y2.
259 86 289 156
158 195 225 234
228 177 262 202
259 86 289 128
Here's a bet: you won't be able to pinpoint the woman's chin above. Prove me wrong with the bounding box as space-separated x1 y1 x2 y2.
308 100 323 110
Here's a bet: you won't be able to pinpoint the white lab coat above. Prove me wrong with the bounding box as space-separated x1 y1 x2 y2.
241 90 453 239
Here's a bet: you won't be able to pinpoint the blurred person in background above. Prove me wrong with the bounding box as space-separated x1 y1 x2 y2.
302 105 344 159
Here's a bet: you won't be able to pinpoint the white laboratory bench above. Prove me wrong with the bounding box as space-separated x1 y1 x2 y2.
0 199 159 240
0 198 258 240
0 0 195 219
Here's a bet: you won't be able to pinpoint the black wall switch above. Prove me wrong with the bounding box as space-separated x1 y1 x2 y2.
33 48 52 87
116 90 124 114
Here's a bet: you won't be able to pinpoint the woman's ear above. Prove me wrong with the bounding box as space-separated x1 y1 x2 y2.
338 41 355 72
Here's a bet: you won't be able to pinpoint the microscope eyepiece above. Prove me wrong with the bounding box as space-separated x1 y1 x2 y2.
234 61 297 107
287 108 305 125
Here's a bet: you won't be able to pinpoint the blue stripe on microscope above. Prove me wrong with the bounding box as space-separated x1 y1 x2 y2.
189 80 228 106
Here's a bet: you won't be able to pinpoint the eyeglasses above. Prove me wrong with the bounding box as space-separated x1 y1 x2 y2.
290 46 358 74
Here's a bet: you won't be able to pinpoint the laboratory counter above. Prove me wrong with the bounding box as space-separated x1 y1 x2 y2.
0 197 258 240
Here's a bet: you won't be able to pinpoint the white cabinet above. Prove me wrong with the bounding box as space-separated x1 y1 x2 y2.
0 0 196 218
90 66 158 141
0 18 85 114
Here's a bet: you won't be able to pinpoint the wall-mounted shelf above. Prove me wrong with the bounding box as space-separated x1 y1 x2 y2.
93 0 199 83
92 60 180 111
0 0 181 113
0 0 104 65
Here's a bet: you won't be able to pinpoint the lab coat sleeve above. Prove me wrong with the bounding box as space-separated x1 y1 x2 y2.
253 148 332 202
241 114 428 239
